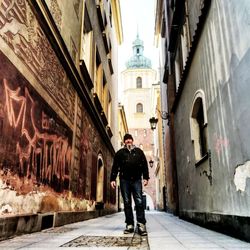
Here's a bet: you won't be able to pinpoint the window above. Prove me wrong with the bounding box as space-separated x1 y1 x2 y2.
80 5 95 80
136 103 143 113
180 2 191 66
134 130 138 137
174 44 183 91
102 82 108 114
171 0 175 9
108 38 113 74
136 77 142 88
107 92 112 126
109 3 112 27
174 2 191 93
95 51 103 99
190 90 208 162
196 102 207 157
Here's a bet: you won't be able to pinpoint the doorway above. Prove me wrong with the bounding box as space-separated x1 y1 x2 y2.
96 154 104 204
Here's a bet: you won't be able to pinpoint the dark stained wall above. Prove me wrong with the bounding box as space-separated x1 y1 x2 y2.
0 51 72 192
0 0 114 215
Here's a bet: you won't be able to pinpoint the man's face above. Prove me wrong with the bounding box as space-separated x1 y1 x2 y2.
124 138 133 147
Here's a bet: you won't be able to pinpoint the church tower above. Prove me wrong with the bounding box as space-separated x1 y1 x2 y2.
121 34 156 209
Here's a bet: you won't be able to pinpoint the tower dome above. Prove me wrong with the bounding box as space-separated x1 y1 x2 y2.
126 33 152 69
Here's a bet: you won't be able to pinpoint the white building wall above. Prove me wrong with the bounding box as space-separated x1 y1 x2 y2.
122 68 156 129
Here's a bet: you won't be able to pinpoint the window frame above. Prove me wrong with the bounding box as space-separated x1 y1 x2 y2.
136 77 142 88
136 103 143 113
190 89 208 165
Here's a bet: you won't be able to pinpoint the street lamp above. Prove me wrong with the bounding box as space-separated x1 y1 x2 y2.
149 159 154 168
149 117 158 130
149 109 170 130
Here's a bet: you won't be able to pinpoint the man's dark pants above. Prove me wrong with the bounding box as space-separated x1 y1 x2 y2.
120 178 146 226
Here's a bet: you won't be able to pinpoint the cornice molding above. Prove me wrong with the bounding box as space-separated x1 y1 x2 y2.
111 0 123 44
28 0 115 154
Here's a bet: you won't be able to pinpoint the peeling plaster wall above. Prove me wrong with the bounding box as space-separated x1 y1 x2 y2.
0 0 114 217
174 0 250 216
234 161 250 192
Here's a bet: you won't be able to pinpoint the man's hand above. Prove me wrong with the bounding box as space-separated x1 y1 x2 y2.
110 181 116 189
143 179 148 186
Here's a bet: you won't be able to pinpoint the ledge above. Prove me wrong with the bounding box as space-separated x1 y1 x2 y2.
106 126 113 138
0 210 116 241
102 32 109 54
93 93 103 112
101 111 108 126
195 152 209 167
79 61 94 90
179 211 250 242
96 4 105 32
108 58 114 75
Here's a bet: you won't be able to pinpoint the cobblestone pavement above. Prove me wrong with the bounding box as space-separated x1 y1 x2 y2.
0 211 249 249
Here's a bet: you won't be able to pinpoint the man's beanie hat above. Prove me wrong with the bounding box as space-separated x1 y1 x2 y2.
123 133 133 142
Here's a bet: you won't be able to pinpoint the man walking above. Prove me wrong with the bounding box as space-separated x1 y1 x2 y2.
110 133 149 236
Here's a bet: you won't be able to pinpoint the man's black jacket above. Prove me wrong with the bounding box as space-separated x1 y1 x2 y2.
110 146 149 181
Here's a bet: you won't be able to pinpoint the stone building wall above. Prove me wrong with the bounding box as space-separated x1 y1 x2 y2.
165 0 250 241
0 0 115 217
174 0 250 217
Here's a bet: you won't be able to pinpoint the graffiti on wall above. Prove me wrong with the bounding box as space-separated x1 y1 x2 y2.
213 133 229 157
0 52 72 192
78 107 98 199
78 122 92 197
0 0 75 124
78 108 109 200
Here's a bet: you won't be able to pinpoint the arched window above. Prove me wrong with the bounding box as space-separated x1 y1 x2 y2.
136 77 142 88
136 103 143 113
190 90 208 162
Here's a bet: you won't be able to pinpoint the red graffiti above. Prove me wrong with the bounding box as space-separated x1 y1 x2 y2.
3 79 72 187
0 0 75 123
214 136 229 156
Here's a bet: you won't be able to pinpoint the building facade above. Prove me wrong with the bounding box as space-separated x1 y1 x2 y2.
155 0 250 242
150 82 167 211
154 0 179 214
121 34 156 209
116 103 129 211
0 0 122 239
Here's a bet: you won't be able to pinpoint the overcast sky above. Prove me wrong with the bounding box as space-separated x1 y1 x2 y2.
118 0 158 100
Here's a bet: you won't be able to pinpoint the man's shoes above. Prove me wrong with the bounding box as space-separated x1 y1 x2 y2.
124 224 134 234
137 223 147 236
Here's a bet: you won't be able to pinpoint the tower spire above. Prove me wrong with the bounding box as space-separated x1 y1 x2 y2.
136 24 139 39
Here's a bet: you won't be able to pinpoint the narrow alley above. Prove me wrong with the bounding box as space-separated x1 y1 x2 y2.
0 211 249 250
0 0 250 247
